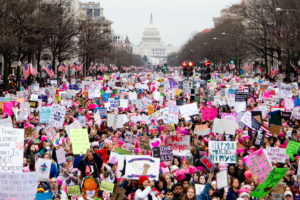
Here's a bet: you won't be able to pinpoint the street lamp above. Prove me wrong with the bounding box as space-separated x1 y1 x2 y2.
214 37 217 40
275 8 282 12
68 61 71 83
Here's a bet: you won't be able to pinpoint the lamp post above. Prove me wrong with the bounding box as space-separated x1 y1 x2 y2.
39 61 43 86
17 61 21 90
68 61 71 83
56 61 59 85
91 62 93 76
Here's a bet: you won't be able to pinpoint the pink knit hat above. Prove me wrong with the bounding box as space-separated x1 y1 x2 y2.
175 171 186 182
237 148 244 154
197 166 205 173
135 148 142 154
244 170 252 179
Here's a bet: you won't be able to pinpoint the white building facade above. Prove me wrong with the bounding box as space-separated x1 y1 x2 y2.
132 14 179 64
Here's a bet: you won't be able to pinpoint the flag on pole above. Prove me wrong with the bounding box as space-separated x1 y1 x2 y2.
71 62 78 71
290 62 300 74
257 65 264 73
229 64 233 70
31 65 38 76
270 66 278 78
22 64 31 79
78 62 83 71
43 64 55 77
245 62 252 71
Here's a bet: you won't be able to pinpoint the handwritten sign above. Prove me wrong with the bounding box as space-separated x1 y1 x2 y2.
139 136 151 151
195 125 210 136
40 107 52 123
243 148 273 183
266 147 286 163
0 126 24 173
208 141 236 163
221 112 237 122
45 125 56 138
67 185 81 196
286 140 300 161
124 133 137 151
78 115 86 127
100 181 114 193
0 172 38 200
159 124 175 132
163 135 190 156
70 129 90 154
179 103 199 117
153 145 173 162
56 148 66 165
269 124 281 136
0 116 13 127
147 105 154 116
291 107 300 120
49 105 66 128
202 108 218 120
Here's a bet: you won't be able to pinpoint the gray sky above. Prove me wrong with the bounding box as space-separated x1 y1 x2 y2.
81 0 241 47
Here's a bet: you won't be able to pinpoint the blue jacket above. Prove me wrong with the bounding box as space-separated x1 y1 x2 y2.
226 190 239 200
196 182 212 200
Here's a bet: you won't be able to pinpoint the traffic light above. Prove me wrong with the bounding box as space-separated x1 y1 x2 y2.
230 58 234 64
188 62 194 76
201 60 212 81
182 62 188 76
164 63 167 69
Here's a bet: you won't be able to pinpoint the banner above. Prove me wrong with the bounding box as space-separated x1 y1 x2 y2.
266 147 286 163
37 158 52 181
49 105 66 128
250 168 288 198
0 172 38 200
159 124 175 132
163 135 190 156
114 147 131 155
221 112 237 122
70 129 90 154
208 141 236 163
0 126 24 173
202 108 218 121
124 155 160 181
242 148 273 183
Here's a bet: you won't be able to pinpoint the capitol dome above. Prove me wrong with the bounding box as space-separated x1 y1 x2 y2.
141 14 162 45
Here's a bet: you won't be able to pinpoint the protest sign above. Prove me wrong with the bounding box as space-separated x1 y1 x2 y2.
168 106 179 124
179 103 199 117
95 107 107 117
0 172 38 200
250 168 288 198
265 98 276 111
195 184 205 195
110 187 126 200
147 105 154 116
114 147 132 155
235 92 248 102
163 135 190 156
36 192 53 200
24 127 33 138
242 148 273 183
269 124 281 136
109 100 119 110
251 117 261 130
139 136 151 151
221 112 237 122
56 148 66 165
3 102 13 116
266 147 286 163
202 107 218 121
45 125 56 138
70 129 90 154
65 120 82 137
37 158 52 181
212 118 238 135
291 107 300 120
100 181 114 193
159 145 173 162
124 133 138 151
49 105 66 128
195 125 210 136
240 111 252 128
216 170 228 189
0 116 13 127
208 141 236 163
51 134 63 146
159 124 175 132
200 153 217 172
286 140 300 161
0 126 24 173
67 185 81 196
271 182 286 200
125 155 160 181
78 115 86 127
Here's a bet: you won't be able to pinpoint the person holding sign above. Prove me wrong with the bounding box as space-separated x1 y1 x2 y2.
78 148 103 179
135 176 158 200
196 171 215 200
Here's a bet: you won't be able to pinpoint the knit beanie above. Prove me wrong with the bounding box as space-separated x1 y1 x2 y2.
170 165 179 173
244 170 252 179
139 175 149 186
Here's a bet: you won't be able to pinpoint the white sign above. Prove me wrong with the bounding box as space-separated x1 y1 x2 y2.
216 170 229 189
65 120 82 137
0 116 13 127
241 111 252 128
208 141 236 163
195 184 205 195
78 115 86 127
49 105 66 128
112 110 118 130
212 118 238 135
37 158 52 181
0 126 24 173
266 147 286 163
0 172 38 200
179 103 199 117
56 148 66 165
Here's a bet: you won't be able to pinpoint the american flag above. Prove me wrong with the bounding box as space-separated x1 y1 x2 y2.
31 65 38 76
88 65 92 71
62 64 67 74
290 62 300 74
257 65 264 73
58 64 66 73
245 62 253 71
22 64 31 79
71 62 78 71
229 64 234 70
78 62 83 71
270 66 279 78
92 65 96 69
223 66 226 71
260 125 272 138
43 64 55 77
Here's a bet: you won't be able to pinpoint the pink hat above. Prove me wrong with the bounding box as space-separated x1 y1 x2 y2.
294 156 300 161
117 131 122 136
175 171 186 182
161 167 170 174
237 188 249 196
218 163 228 170
242 135 250 140
237 148 244 154
244 170 252 179
188 166 197 174
197 166 205 173
41 136 48 143
112 137 118 141
119 141 124 145
278 132 285 137
92 141 99 147
237 138 243 143
209 132 216 137
63 122 68 126
135 148 142 154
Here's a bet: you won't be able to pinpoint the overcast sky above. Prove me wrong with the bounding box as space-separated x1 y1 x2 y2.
81 0 241 47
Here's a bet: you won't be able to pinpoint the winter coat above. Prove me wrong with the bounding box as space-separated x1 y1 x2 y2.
135 186 159 200
196 182 212 200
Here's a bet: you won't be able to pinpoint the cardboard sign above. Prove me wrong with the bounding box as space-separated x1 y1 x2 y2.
235 92 248 102
56 148 66 165
67 185 81 196
271 182 286 200
0 172 38 199
114 147 131 155
139 136 151 151
110 187 126 200
24 127 33 138
216 170 228 189
266 147 286 163
269 124 281 136
208 141 236 163
100 181 114 193
159 124 175 132
147 105 154 116
49 105 66 128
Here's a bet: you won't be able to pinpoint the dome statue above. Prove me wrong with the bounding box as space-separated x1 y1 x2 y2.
141 14 162 45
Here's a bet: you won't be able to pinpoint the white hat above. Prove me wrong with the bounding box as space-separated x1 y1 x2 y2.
239 192 250 198
284 191 293 197
211 181 217 185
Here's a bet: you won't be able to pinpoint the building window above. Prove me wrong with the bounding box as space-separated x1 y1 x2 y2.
85 5 90 8
93 5 99 8
94 9 99 17
67 5 71 13
42 54 52 61
86 9 92 16
81 5 85 8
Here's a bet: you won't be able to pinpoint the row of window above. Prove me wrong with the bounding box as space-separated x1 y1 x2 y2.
80 5 99 8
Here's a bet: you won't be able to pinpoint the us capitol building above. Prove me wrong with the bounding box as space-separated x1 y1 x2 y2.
131 14 179 65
